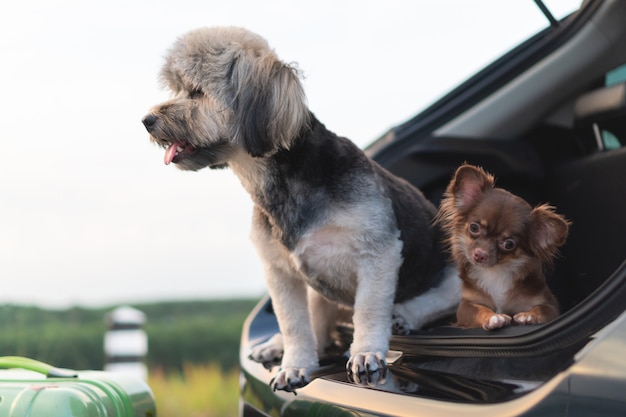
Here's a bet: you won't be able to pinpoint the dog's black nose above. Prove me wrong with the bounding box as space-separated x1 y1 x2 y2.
142 114 158 131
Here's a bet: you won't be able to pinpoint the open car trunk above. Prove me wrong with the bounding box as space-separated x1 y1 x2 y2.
241 123 626 403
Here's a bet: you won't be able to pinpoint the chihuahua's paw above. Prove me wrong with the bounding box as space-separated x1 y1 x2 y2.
482 314 512 330
346 352 388 385
514 311 544 325
249 334 283 369
270 366 310 393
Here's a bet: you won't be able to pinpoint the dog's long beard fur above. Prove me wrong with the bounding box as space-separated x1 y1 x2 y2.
143 26 460 392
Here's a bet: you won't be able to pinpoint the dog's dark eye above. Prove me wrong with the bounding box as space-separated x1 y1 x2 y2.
189 90 204 99
469 222 481 235
500 239 517 251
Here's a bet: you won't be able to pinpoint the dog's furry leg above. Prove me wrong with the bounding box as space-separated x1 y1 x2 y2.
252 222 319 393
307 288 338 355
392 266 461 334
249 290 337 370
266 272 318 392
346 240 402 385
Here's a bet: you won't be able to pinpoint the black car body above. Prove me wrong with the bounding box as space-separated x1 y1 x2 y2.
240 1 626 415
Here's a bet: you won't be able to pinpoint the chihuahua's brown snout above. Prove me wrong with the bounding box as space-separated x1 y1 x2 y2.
473 248 489 264
142 114 158 132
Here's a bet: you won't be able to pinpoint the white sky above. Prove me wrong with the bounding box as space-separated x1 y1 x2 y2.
0 1 578 308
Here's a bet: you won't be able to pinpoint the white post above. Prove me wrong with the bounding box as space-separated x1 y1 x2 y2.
103 306 148 380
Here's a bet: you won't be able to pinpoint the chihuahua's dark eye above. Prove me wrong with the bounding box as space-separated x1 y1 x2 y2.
500 239 517 251
469 222 481 235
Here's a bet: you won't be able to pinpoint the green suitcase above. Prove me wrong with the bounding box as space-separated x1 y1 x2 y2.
0 356 156 417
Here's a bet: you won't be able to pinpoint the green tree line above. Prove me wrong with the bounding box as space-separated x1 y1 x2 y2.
0 298 260 372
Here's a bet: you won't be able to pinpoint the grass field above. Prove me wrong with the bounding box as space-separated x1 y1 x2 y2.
149 363 240 417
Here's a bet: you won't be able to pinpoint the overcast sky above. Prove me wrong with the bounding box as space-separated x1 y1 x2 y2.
0 1 578 308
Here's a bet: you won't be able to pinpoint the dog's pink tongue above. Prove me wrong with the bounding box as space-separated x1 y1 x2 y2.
164 143 179 165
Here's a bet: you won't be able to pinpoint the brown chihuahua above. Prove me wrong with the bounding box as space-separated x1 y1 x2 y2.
437 164 570 330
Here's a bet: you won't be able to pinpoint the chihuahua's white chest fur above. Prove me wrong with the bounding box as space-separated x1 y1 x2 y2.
470 260 525 313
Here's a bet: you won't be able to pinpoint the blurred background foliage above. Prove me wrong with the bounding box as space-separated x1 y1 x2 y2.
0 298 263 416
0 298 260 372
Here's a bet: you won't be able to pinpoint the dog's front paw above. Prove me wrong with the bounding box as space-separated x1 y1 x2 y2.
514 311 544 325
249 334 284 369
270 367 310 393
346 352 388 385
482 314 512 330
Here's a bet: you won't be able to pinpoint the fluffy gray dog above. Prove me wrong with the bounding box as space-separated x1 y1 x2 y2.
142 26 459 392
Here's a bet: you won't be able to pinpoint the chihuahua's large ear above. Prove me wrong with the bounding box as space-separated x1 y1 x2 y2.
449 164 495 209
530 204 570 260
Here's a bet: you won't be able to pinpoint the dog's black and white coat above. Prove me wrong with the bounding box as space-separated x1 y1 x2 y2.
142 26 459 392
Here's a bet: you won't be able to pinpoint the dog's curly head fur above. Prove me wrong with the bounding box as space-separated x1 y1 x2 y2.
143 26 310 170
